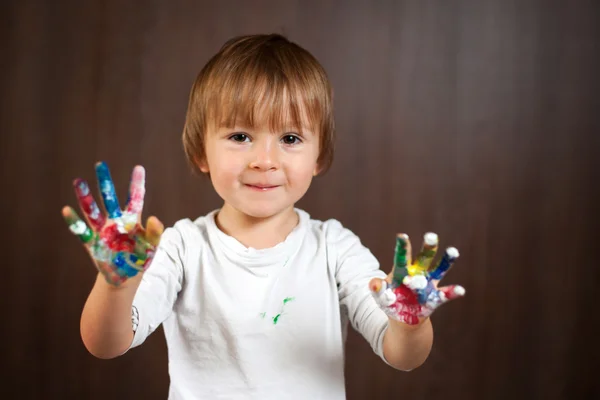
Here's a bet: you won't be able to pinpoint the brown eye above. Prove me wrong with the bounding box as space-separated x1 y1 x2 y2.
229 133 249 142
282 134 301 145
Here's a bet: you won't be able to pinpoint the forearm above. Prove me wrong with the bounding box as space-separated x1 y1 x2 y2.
382 317 433 371
80 273 142 359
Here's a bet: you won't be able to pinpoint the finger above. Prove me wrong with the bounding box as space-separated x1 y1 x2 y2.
437 285 466 302
119 165 146 232
422 285 465 315
369 278 397 307
125 165 146 219
95 161 122 219
408 232 438 275
129 216 163 264
73 178 106 231
391 233 412 287
429 247 459 281
369 277 386 293
144 216 164 247
62 206 95 244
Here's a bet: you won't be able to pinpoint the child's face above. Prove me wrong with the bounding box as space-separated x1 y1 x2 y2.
198 106 320 220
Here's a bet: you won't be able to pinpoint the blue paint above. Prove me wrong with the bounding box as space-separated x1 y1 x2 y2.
416 287 431 304
429 249 457 280
95 162 122 219
112 252 139 277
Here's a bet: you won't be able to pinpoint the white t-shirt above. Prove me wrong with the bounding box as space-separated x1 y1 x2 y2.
128 208 390 399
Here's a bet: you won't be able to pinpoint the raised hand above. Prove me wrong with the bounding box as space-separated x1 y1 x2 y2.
369 233 465 325
62 162 164 286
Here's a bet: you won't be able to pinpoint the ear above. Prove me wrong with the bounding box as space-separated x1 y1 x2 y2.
313 160 323 176
194 156 210 174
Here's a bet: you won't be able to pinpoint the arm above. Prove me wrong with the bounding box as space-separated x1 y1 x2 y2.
382 317 433 371
325 220 391 364
80 273 142 359
62 163 164 359
372 233 465 370
80 222 185 358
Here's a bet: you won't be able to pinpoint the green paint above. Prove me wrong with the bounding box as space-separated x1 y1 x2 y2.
272 314 282 324
261 297 296 325
64 209 94 243
133 236 152 259
392 236 409 286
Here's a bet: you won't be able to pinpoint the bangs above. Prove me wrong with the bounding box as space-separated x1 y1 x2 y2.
203 51 326 135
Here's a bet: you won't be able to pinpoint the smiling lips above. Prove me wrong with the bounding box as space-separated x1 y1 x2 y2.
245 183 279 191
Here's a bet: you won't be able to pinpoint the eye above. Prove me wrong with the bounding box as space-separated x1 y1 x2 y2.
229 133 250 143
282 134 302 145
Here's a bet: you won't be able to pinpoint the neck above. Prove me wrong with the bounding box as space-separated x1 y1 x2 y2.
215 204 299 249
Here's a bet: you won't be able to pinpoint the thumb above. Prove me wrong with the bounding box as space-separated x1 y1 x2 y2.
145 216 164 246
369 277 388 294
369 277 397 308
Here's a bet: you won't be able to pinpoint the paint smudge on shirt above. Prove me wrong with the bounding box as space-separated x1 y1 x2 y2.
272 297 295 324
259 297 296 325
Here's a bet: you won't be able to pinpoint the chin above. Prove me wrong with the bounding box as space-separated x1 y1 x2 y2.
236 203 293 220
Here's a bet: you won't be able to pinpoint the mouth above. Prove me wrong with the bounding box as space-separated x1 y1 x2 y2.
245 184 280 191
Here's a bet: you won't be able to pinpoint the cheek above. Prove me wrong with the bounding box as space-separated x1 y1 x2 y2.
287 160 317 186
210 155 244 186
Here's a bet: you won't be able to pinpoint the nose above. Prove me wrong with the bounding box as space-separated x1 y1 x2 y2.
249 139 279 171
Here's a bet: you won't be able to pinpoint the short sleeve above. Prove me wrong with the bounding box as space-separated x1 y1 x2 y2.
324 220 390 362
127 221 186 350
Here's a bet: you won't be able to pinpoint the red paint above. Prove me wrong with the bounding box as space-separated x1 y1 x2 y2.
392 286 423 325
439 285 461 301
393 285 419 305
74 179 106 231
100 224 136 252
142 256 153 270
125 166 145 215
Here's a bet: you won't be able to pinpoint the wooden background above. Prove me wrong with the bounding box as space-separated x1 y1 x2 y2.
1 0 598 399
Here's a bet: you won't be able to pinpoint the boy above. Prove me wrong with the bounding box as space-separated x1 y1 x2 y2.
63 34 465 399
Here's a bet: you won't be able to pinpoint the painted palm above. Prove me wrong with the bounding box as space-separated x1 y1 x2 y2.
62 162 163 286
370 233 465 325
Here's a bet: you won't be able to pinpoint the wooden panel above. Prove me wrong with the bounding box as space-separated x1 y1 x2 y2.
1 0 598 398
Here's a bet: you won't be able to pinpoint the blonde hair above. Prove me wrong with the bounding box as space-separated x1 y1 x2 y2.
182 34 335 175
